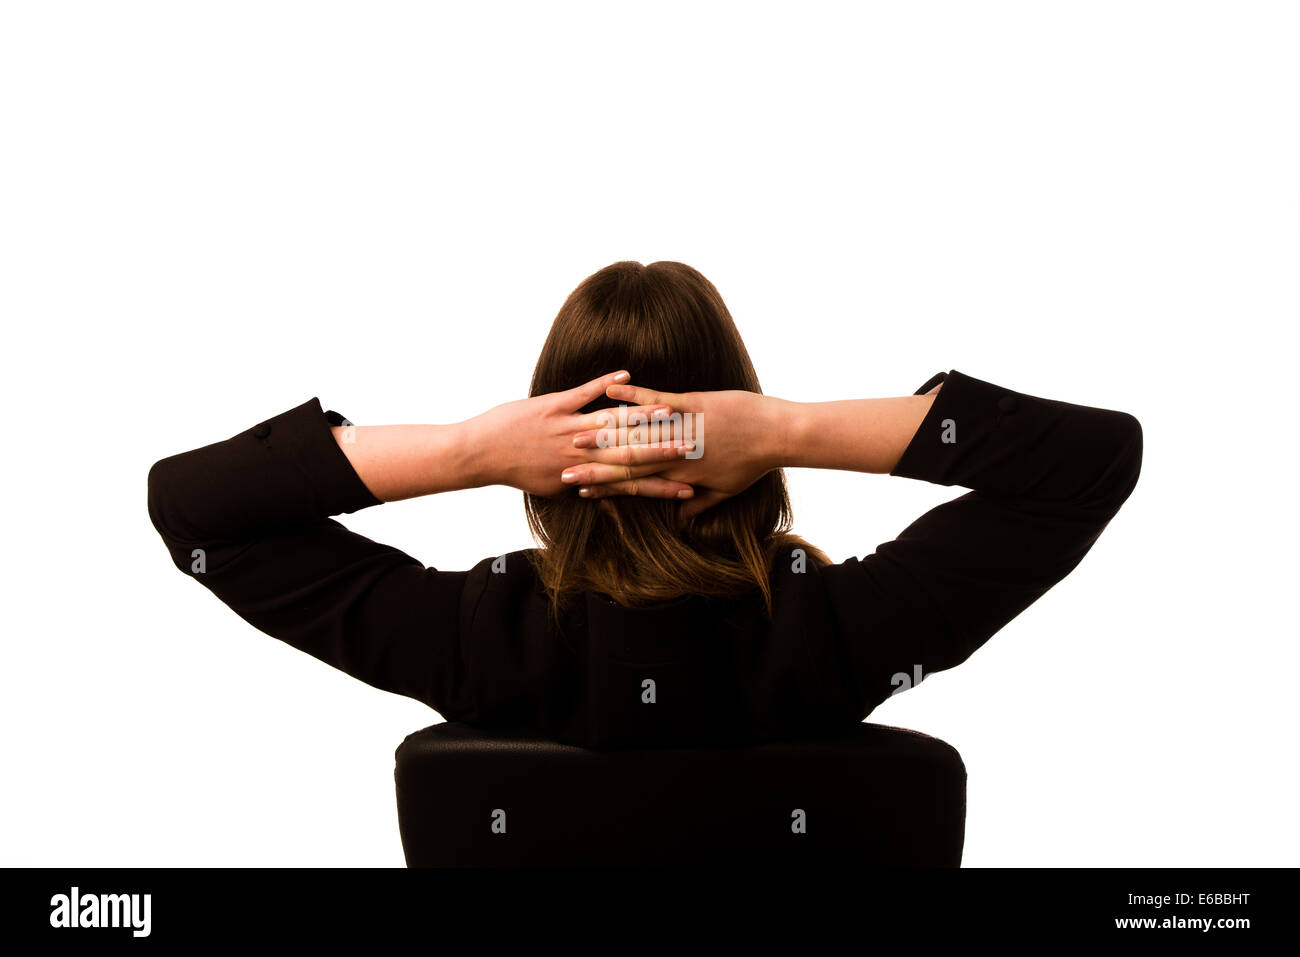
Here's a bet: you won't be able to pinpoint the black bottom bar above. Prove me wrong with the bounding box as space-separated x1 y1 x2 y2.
8 867 1289 944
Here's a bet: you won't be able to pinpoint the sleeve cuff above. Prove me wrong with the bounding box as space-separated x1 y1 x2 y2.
911 371 949 396
264 397 383 516
889 369 1019 486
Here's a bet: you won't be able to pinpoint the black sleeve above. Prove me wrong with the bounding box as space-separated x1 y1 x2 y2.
146 397 475 718
816 369 1143 713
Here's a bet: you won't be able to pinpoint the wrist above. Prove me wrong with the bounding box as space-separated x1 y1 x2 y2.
449 417 494 490
760 396 805 471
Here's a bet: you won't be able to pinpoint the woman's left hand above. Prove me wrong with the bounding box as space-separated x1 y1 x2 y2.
462 370 698 499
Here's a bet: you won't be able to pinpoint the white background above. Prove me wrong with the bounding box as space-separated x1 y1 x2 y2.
2 1 1295 867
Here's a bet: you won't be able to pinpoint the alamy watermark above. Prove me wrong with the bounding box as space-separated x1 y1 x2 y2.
593 407 704 459
50 887 151 937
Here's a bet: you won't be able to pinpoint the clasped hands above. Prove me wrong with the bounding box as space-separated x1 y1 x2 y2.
466 370 786 521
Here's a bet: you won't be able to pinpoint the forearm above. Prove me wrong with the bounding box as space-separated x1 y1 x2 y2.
776 391 940 475
330 422 483 503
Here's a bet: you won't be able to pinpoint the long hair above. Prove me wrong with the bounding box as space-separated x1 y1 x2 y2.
525 260 830 620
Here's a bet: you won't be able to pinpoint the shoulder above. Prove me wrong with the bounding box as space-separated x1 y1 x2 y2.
461 548 546 612
464 547 541 578
458 548 564 657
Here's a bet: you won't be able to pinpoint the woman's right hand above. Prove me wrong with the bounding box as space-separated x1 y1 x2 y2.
461 370 697 500
563 381 791 520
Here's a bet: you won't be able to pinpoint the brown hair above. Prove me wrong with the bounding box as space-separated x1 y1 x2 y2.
524 260 830 620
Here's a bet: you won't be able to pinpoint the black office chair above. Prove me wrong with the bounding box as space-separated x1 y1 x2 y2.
394 722 966 866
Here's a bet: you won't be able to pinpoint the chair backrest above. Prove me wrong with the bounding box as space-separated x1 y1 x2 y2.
394 722 966 867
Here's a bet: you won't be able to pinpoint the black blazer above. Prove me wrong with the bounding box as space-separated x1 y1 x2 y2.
147 369 1142 749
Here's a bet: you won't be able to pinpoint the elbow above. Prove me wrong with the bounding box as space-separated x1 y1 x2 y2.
147 454 189 545
1063 409 1143 516
149 455 218 578
1096 411 1143 515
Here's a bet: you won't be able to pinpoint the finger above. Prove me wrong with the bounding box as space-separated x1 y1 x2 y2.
574 426 685 449
578 477 695 500
677 488 728 521
570 403 675 433
604 382 684 408
573 418 692 449
561 454 690 487
556 370 630 411
571 416 694 450
569 441 695 468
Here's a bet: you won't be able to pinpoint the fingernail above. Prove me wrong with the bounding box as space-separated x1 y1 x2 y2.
562 471 576 482
677 489 693 499
578 487 591 497
613 371 630 383
651 407 669 420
